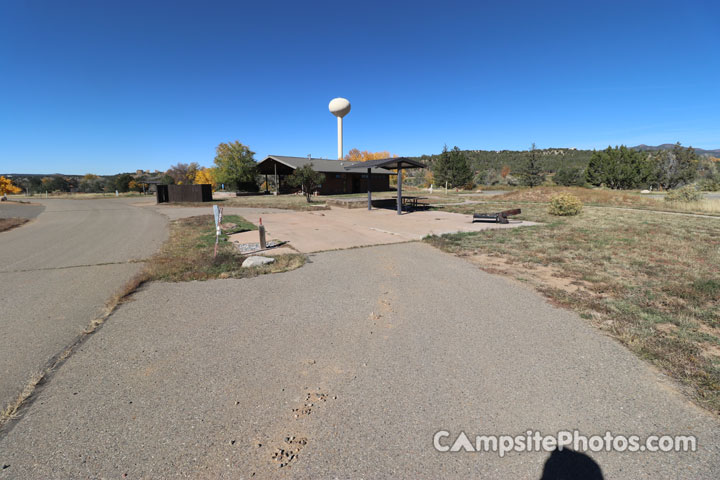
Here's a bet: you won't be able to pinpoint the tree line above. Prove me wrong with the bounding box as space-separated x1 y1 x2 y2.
6 141 719 195
406 143 720 191
6 141 260 195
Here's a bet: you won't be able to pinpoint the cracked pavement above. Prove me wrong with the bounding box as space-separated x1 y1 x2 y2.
0 198 167 408
1 241 718 478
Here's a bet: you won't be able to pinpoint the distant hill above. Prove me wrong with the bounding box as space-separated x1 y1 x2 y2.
406 147 595 185
632 144 720 156
415 147 594 169
0 173 115 178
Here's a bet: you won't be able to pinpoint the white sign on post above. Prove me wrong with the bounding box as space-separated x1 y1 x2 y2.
213 205 223 258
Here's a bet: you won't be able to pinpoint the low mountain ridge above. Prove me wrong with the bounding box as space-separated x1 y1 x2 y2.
632 144 720 156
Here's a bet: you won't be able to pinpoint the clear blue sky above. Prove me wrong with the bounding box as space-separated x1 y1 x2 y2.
1 0 718 174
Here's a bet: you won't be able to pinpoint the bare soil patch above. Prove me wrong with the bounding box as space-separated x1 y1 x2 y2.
0 218 28 232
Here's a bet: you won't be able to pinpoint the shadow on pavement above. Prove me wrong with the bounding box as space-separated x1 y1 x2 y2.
540 448 604 480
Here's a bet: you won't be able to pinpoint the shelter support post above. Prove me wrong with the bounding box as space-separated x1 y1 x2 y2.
367 167 372 210
397 168 403 215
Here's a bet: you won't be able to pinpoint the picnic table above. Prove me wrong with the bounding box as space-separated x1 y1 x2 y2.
401 196 430 211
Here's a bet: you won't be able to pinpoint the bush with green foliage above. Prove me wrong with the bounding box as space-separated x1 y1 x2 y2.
554 166 586 186
665 185 703 202
112 173 134 192
41 175 72 193
586 146 654 189
77 175 106 193
700 176 720 192
548 193 583 216
652 143 699 190
287 163 325 202
213 141 258 190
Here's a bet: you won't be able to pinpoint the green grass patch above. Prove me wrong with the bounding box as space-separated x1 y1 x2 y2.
147 215 304 282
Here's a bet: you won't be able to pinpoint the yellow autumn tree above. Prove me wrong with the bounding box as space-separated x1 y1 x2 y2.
0 176 22 196
128 179 149 192
344 149 395 162
194 168 217 191
423 170 434 188
345 150 400 185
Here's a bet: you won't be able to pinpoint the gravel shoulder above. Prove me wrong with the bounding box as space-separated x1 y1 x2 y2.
1 242 717 478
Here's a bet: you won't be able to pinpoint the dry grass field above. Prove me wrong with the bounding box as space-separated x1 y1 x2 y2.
193 195 330 211
428 198 720 413
492 186 720 215
146 214 304 281
7 192 148 200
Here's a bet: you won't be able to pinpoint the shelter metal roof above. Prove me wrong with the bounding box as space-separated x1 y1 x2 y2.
343 157 426 170
257 156 394 175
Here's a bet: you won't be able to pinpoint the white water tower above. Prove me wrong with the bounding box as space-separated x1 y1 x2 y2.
329 97 351 159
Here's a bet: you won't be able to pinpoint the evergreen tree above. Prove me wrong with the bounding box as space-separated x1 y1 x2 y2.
585 146 654 189
585 149 606 187
432 145 472 188
518 143 545 187
554 165 586 186
652 142 699 189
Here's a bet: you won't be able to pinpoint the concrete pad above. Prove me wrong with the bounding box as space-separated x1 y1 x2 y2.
146 205 295 221
259 247 298 256
228 230 298 256
229 207 537 253
229 229 277 244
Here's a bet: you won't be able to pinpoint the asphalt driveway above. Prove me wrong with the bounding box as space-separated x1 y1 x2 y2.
1 242 717 478
0 201 45 219
0 198 166 408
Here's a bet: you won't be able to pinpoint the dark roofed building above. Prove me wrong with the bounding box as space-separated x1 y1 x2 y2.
256 155 393 195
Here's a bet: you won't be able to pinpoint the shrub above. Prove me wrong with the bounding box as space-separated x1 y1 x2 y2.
462 181 476 190
700 176 720 192
287 163 325 202
548 193 583 216
554 166 586 186
665 185 703 202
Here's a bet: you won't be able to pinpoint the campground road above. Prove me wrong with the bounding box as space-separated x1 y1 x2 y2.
0 201 45 220
0 241 718 478
0 198 166 409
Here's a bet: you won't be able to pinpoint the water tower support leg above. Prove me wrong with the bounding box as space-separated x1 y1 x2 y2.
337 117 343 160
